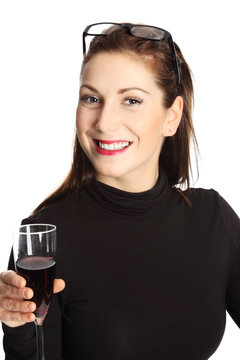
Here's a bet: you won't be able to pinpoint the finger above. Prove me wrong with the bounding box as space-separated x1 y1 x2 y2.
0 309 35 323
53 279 65 294
0 271 26 288
0 297 36 313
0 284 33 299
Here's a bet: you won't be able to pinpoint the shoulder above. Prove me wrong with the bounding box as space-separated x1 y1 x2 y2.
184 186 238 215
183 188 220 206
21 191 86 226
183 187 240 247
183 186 238 216
173 186 220 210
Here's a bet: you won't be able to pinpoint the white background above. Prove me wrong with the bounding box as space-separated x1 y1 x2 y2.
0 0 239 358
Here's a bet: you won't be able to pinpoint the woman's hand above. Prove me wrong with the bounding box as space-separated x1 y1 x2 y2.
0 270 65 328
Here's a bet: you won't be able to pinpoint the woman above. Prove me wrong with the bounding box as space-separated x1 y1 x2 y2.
1 22 240 359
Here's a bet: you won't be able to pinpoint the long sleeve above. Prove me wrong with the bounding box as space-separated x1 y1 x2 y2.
215 192 240 327
226 249 240 327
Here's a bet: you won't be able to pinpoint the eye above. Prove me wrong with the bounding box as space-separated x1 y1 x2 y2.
79 95 142 107
79 95 101 105
124 97 143 106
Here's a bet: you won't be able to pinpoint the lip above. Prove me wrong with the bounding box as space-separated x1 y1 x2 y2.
93 139 133 156
94 139 131 144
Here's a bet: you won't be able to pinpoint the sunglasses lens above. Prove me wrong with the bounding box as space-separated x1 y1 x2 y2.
86 23 121 35
131 26 165 40
84 23 121 54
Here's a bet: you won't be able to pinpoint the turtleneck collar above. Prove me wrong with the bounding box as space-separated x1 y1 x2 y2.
82 166 170 218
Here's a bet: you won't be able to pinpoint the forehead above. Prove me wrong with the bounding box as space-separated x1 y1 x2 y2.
81 51 158 90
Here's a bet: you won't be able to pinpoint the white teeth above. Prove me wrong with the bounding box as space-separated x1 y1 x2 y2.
98 141 130 150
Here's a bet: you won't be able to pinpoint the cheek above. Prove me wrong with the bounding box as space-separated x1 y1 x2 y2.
146 108 167 138
76 117 88 150
138 117 165 157
76 107 92 135
128 113 164 142
76 117 84 136
75 106 82 130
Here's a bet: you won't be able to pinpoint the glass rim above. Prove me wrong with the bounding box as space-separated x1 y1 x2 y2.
18 223 56 235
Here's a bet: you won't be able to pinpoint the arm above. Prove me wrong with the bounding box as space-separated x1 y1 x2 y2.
226 249 240 327
216 192 240 327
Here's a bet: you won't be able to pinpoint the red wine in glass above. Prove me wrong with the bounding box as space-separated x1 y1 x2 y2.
16 256 56 318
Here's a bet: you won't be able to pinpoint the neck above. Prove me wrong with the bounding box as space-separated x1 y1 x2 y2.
95 170 159 193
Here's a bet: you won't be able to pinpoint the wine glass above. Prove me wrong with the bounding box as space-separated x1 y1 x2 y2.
13 223 57 360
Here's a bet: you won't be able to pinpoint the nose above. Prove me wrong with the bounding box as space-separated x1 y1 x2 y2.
95 101 120 133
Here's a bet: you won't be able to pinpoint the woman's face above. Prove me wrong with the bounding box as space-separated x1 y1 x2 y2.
76 51 182 191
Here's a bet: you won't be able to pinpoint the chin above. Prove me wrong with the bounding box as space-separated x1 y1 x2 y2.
96 171 126 180
94 166 128 181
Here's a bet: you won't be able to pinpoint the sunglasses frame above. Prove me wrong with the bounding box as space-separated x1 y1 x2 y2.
82 22 180 87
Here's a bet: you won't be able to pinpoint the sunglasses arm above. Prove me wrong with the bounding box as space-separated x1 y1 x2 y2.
168 38 180 86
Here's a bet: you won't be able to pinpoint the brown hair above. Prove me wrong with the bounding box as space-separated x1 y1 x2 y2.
33 23 199 214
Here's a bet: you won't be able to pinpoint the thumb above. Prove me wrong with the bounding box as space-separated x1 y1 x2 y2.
53 279 65 294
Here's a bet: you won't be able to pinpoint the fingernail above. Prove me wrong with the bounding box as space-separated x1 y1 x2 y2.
28 303 35 311
28 313 35 322
24 289 32 298
17 279 24 287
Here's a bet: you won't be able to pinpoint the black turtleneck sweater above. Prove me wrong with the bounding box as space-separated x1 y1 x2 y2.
2 167 240 359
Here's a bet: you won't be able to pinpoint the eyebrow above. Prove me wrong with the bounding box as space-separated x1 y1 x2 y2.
80 84 150 95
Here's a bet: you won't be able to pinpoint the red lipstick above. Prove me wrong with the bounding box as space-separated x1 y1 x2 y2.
93 139 133 156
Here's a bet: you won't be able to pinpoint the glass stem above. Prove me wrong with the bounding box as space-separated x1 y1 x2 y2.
35 323 45 360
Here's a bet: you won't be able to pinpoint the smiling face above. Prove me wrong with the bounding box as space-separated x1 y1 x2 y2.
76 51 183 191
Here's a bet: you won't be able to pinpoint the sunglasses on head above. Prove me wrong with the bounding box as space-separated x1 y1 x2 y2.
82 22 181 87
